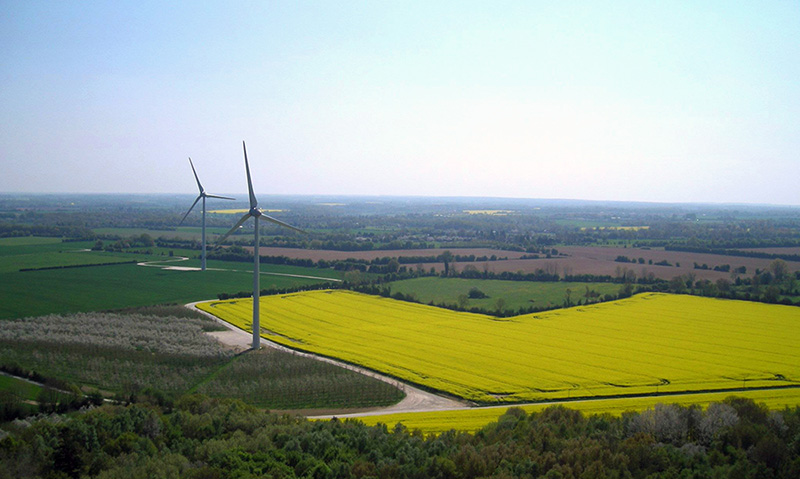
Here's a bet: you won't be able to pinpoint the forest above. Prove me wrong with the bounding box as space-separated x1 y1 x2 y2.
2 395 799 478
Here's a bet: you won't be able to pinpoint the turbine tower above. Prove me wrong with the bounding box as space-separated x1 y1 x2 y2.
180 158 235 271
218 141 306 349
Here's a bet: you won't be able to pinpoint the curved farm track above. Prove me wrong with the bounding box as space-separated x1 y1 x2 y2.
186 301 467 416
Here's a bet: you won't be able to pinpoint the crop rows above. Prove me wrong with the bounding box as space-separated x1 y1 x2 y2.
198 291 800 403
0 312 233 394
195 348 404 410
0 310 406 410
0 313 231 357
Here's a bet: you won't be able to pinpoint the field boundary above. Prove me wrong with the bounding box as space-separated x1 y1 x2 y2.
141 257 342 282
19 260 137 272
313 384 800 421
185 300 466 414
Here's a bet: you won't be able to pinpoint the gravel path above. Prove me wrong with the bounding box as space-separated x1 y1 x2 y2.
186 301 467 416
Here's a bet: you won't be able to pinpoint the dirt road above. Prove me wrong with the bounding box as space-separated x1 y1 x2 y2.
186 302 467 416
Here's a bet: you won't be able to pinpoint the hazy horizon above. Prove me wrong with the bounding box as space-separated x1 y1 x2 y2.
2 2 799 206
2 191 799 210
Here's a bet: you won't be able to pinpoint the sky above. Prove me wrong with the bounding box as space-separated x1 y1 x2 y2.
1 1 799 205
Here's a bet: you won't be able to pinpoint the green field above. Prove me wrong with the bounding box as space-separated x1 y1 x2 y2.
0 237 343 319
387 277 621 311
0 250 138 274
0 238 166 273
0 374 44 402
92 226 230 240
0 263 333 319
0 237 64 246
0 372 77 419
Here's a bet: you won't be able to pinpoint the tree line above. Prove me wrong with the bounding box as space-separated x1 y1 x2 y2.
1 394 799 478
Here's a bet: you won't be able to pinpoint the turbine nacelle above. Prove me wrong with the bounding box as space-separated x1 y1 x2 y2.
219 140 306 350
179 157 235 272
217 141 306 244
180 157 234 226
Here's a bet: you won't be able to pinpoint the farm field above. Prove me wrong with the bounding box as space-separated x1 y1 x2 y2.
230 243 800 282
92 226 230 240
0 237 342 319
0 246 138 273
0 309 403 410
198 291 800 404
740 247 800 256
357 388 800 435
0 237 178 271
387 277 620 311
418 245 800 281
248 246 528 262
194 348 403 410
0 264 328 320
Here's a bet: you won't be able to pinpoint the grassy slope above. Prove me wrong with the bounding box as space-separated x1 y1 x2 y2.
388 277 620 311
0 374 44 401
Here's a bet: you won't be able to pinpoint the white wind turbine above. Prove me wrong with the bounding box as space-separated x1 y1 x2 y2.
217 141 306 349
180 158 235 271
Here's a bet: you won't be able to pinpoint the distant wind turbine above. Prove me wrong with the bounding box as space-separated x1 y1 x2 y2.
180 158 235 271
218 141 306 349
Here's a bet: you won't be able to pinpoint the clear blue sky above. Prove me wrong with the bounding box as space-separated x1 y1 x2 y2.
2 1 799 205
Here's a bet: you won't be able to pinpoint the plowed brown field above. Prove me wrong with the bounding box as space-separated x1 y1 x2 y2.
419 246 799 281
248 247 527 262
247 245 799 281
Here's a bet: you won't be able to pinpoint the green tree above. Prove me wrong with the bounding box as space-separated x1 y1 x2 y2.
343 270 363 285
468 287 487 299
387 258 400 273
769 259 789 282
494 298 506 314
441 250 454 276
456 294 469 309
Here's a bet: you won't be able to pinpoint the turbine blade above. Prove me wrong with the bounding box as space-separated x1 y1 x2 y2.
243 141 258 209
260 212 307 234
205 194 235 200
179 195 202 225
188 157 204 194
217 213 252 244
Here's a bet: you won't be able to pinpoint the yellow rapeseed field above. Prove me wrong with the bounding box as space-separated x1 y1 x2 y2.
208 209 284 214
463 210 514 215
356 388 800 435
197 291 800 404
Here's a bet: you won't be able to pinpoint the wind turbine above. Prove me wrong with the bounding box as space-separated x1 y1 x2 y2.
180 158 235 271
218 141 306 349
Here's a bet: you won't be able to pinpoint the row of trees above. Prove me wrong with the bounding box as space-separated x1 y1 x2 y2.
1 395 799 478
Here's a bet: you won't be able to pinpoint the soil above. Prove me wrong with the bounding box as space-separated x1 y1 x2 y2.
415 245 799 281
247 247 527 262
